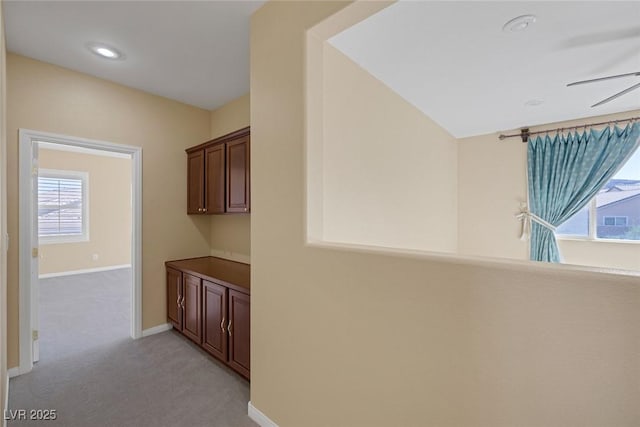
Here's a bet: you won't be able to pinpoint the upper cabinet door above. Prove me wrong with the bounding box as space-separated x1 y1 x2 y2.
205 144 225 214
226 136 250 213
186 127 250 215
187 150 205 214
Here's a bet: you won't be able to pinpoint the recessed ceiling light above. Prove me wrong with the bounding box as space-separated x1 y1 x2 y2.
87 43 124 60
525 99 544 107
502 15 537 33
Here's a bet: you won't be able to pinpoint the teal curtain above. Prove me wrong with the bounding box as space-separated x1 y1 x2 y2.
527 122 640 262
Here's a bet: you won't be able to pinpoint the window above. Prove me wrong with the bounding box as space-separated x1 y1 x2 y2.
557 147 640 241
603 216 627 226
38 169 89 243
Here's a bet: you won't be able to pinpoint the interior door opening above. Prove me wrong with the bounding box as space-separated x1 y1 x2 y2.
18 129 142 375
36 142 132 363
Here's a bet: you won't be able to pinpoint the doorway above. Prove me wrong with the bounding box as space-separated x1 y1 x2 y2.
17 129 142 374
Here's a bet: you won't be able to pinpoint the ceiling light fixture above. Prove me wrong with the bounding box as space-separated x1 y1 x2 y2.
502 15 537 33
525 99 544 107
87 43 124 60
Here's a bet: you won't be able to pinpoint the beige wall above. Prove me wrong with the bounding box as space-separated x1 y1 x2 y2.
322 44 458 252
559 239 640 271
457 131 529 260
0 0 7 416
38 149 132 275
7 53 212 368
251 2 640 426
457 109 640 271
209 93 251 263
210 93 250 138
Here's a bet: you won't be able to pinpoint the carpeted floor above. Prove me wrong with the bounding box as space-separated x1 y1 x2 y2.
38 268 131 364
8 268 256 427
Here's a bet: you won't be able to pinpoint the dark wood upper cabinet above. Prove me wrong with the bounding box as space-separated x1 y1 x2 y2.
182 273 202 344
202 280 227 362
166 267 183 331
205 144 225 214
187 151 205 214
228 289 250 379
226 136 250 213
186 127 250 215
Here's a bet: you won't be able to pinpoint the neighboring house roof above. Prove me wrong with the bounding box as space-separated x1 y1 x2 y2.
602 179 640 190
597 189 640 208
615 184 640 191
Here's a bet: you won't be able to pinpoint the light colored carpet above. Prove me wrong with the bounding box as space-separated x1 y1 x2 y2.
8 268 256 427
38 268 131 363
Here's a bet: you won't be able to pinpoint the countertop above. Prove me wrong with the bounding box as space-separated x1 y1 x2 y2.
165 256 250 293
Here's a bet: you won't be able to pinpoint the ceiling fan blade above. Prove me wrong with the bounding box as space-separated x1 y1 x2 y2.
591 82 640 107
567 71 640 87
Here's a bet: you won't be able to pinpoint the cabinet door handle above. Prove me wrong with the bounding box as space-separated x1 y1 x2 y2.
220 317 225 333
227 320 232 336
203 208 207 212
177 295 181 308
180 296 185 308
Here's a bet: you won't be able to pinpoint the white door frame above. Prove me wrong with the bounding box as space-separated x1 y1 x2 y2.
18 128 143 375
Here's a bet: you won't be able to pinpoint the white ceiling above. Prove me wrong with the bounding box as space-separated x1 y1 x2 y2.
4 0 265 111
329 1 640 138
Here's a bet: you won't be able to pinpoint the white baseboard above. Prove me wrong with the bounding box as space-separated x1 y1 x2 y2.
142 323 172 337
248 402 279 427
39 264 131 279
7 367 26 379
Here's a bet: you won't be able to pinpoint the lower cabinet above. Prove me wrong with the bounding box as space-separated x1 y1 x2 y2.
202 281 227 361
182 273 202 344
228 290 250 378
166 267 183 330
165 257 250 380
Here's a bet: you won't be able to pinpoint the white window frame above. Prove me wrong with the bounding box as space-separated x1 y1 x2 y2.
557 199 639 244
38 168 90 245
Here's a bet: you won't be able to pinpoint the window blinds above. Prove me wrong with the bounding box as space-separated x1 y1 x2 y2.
38 176 84 237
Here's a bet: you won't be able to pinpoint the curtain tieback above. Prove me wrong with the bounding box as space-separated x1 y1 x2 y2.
516 205 556 240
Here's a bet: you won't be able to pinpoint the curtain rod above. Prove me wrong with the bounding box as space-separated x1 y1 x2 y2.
498 115 640 143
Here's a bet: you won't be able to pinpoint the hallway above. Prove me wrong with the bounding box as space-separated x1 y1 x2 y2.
8 270 255 427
